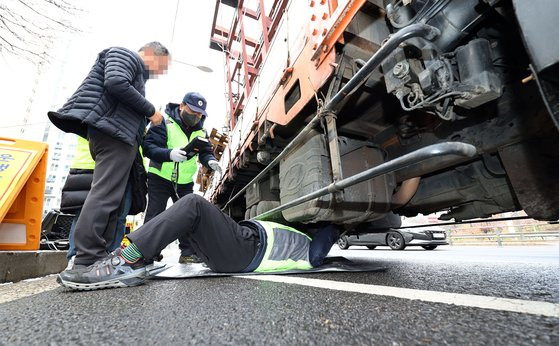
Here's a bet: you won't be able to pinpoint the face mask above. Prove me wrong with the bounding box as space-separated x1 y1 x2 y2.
181 110 201 127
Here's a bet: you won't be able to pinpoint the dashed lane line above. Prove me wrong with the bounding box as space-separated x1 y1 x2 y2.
239 275 559 318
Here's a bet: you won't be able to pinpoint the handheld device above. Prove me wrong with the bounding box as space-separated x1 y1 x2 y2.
181 137 209 160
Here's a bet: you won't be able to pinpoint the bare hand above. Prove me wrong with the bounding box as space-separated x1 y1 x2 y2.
149 111 164 125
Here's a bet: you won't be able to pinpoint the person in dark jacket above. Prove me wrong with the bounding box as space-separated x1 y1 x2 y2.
48 42 170 271
142 92 222 263
60 136 133 263
57 194 340 291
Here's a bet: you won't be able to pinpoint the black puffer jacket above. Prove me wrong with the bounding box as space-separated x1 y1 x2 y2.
59 155 148 215
48 47 155 146
59 169 94 213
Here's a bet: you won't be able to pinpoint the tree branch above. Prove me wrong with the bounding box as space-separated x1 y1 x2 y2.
0 34 48 62
0 4 51 32
0 13 48 40
0 0 81 64
16 0 76 30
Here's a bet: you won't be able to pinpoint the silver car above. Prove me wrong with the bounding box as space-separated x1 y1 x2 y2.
337 229 448 250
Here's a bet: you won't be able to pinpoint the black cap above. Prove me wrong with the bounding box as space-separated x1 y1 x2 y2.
183 92 207 117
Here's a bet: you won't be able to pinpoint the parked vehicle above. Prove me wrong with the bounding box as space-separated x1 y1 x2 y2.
208 0 559 234
337 229 448 250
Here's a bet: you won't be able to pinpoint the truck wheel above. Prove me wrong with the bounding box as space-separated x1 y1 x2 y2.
387 232 406 250
256 201 286 222
256 201 279 215
337 236 350 250
249 205 258 219
422 245 437 250
366 246 376 250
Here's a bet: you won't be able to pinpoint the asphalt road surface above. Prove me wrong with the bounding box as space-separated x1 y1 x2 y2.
1 245 558 345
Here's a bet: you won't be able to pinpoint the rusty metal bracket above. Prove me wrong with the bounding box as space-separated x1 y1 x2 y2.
323 111 344 203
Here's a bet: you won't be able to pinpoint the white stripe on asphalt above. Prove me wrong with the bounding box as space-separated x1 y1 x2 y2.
0 275 60 304
238 275 559 318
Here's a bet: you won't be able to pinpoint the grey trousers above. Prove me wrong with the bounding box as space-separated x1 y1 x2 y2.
128 194 259 273
73 128 137 265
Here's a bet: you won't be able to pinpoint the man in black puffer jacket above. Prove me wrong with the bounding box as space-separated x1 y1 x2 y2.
48 42 170 270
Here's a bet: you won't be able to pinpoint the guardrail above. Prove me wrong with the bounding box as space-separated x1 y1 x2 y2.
447 230 559 246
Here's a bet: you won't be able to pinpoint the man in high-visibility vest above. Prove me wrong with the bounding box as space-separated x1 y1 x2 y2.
142 92 222 263
57 194 340 290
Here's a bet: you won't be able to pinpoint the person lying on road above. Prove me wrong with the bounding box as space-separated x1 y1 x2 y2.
57 194 340 290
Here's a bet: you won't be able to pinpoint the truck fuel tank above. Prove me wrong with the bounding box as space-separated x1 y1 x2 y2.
279 131 395 223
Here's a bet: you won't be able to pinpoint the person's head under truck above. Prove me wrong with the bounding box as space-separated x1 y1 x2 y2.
57 194 340 290
142 92 222 264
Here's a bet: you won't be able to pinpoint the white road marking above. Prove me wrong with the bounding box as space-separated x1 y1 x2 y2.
239 275 559 318
0 275 60 304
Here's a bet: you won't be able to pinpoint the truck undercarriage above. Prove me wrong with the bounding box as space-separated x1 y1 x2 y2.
208 0 559 231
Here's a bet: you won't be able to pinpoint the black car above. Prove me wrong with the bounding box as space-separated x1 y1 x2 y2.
337 229 448 250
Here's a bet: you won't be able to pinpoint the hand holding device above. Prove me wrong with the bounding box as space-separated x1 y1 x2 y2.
170 148 187 162
208 160 222 177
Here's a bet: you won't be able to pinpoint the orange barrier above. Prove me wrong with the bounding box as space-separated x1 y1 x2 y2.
0 137 48 250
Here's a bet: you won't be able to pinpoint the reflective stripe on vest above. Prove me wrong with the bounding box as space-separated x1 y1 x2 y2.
148 117 205 184
71 136 95 170
254 221 312 272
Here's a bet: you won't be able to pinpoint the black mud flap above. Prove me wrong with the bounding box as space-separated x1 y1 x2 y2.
513 0 559 129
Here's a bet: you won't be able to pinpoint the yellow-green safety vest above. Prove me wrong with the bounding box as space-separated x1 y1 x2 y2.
72 136 146 170
148 117 206 184
253 221 313 272
71 136 95 170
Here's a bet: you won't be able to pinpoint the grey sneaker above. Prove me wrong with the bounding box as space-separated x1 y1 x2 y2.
65 255 88 271
57 254 147 291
